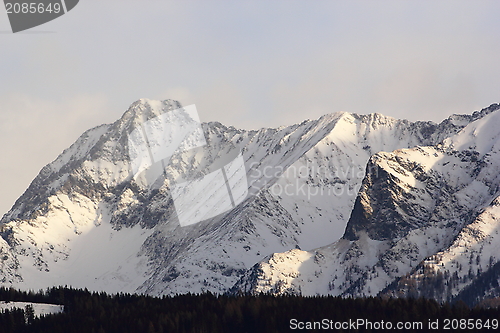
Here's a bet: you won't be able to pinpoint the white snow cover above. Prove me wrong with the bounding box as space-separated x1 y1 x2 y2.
0 301 63 317
1 99 499 301
233 104 500 302
444 109 500 155
5 193 153 293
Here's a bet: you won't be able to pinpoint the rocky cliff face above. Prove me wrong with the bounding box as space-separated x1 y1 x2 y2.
1 99 498 303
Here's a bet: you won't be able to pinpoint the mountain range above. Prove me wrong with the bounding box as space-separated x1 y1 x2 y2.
1 99 499 306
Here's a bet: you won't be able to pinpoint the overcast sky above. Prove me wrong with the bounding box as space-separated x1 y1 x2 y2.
1 0 499 216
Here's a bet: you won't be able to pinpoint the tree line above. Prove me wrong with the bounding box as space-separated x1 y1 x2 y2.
0 286 499 332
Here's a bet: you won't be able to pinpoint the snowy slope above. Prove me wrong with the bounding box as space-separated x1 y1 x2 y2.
381 108 500 303
0 301 63 317
1 99 498 299
231 104 500 305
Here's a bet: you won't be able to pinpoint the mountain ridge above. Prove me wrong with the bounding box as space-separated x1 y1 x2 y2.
232 103 500 306
1 99 499 304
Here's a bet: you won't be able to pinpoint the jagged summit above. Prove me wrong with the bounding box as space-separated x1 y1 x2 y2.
1 100 499 305
119 99 183 125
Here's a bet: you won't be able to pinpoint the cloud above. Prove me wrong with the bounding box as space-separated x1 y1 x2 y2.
0 0 499 215
0 93 111 213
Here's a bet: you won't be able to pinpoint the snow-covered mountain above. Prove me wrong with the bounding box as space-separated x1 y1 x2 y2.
232 103 500 306
1 99 499 305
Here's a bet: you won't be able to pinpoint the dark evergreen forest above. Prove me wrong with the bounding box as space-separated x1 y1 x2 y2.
0 286 498 332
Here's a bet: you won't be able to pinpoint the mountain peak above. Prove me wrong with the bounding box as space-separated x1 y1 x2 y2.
2 101 500 304
117 99 184 132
